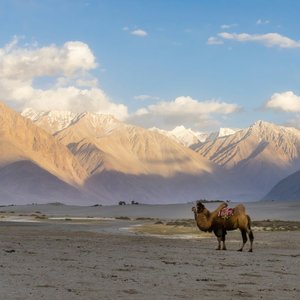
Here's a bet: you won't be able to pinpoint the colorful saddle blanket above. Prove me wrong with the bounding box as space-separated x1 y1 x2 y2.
218 207 234 219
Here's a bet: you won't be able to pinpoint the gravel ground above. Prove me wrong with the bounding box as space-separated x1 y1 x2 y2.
0 220 299 300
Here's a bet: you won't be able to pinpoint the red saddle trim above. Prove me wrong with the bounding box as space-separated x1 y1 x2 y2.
218 207 234 218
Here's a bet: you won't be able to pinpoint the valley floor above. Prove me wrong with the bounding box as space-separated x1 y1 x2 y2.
0 220 299 300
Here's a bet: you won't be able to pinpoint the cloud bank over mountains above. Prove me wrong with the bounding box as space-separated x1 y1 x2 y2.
132 96 241 130
0 38 243 131
0 38 128 119
1 37 300 131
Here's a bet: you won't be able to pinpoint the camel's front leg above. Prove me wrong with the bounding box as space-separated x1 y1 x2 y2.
216 236 221 250
222 241 227 250
214 229 223 250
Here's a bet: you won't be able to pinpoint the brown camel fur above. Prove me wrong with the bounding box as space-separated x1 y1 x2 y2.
192 201 254 252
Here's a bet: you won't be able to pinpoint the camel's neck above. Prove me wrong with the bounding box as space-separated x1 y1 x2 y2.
195 203 228 231
196 210 212 231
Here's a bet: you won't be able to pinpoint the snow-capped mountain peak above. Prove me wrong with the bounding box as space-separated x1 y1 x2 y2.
206 127 239 142
22 108 78 133
150 125 208 148
21 108 122 135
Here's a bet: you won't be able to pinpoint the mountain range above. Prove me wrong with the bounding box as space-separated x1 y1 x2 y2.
149 126 238 148
0 103 299 204
0 103 89 204
262 169 300 201
149 126 208 148
196 120 300 200
8 105 225 204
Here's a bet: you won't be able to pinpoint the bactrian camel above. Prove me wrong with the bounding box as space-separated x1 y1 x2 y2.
192 201 254 252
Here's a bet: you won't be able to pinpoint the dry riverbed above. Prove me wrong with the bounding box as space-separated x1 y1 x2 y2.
0 216 300 300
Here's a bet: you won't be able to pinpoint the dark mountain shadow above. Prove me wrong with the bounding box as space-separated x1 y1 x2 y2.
84 170 247 205
262 169 300 201
0 160 92 205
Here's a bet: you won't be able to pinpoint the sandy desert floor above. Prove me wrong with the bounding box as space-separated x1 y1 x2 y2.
0 217 299 300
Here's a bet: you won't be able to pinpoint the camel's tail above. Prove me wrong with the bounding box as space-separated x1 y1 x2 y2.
246 215 252 229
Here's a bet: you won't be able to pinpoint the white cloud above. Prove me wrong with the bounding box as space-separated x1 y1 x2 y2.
131 29 148 37
147 96 240 115
221 24 238 29
134 94 160 101
135 108 149 116
0 38 128 120
130 96 241 130
0 40 97 80
265 91 300 112
76 78 99 88
218 32 300 48
207 37 224 45
256 19 270 25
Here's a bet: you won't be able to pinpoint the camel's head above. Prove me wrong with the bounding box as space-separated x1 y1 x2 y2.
196 201 205 213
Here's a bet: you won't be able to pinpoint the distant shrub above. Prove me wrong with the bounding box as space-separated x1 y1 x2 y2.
115 216 131 220
196 199 224 203
35 215 47 220
155 221 164 225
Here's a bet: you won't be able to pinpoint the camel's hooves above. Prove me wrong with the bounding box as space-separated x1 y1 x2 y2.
248 249 253 252
237 249 243 252
222 248 227 251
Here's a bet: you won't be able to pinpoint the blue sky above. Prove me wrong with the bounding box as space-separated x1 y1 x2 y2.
1 0 300 132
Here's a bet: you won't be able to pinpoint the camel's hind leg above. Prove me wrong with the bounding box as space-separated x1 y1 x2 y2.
221 230 227 250
238 229 247 252
247 229 254 252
